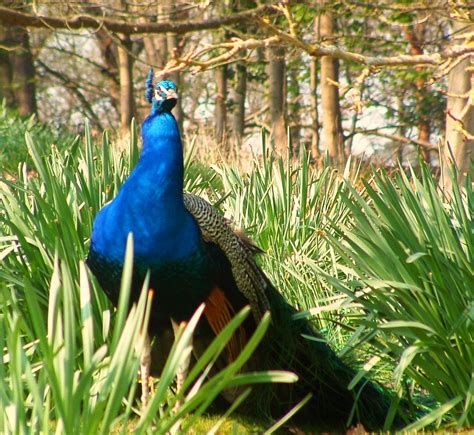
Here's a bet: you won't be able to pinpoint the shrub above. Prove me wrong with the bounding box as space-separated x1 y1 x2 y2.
323 161 474 430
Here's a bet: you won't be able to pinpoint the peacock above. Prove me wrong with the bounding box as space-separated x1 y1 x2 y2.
86 69 402 430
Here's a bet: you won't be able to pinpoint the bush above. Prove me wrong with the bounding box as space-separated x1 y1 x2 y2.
0 101 74 175
323 161 474 430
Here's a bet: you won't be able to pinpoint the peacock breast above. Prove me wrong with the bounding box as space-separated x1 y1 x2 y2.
87 241 216 325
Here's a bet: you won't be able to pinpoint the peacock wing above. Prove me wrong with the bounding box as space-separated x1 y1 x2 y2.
183 193 270 321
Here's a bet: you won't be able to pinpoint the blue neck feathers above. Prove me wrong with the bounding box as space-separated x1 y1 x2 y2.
141 110 183 188
91 109 201 263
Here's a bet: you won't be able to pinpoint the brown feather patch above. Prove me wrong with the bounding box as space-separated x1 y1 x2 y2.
204 287 247 364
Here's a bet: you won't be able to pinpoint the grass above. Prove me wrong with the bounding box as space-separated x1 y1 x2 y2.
0 120 296 433
0 241 287 434
319 162 474 430
0 110 473 431
0 101 74 176
213 138 356 346
108 414 268 434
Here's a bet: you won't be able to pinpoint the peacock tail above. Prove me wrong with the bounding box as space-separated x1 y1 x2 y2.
183 193 401 430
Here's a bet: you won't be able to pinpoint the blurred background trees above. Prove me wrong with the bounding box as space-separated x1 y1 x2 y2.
0 0 472 181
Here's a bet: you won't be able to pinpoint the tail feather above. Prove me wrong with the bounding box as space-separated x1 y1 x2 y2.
148 283 403 430
204 286 248 364
241 281 402 430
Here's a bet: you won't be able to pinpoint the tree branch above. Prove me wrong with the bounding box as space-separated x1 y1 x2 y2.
353 128 438 150
37 59 104 129
2 4 472 73
257 17 473 67
0 5 280 35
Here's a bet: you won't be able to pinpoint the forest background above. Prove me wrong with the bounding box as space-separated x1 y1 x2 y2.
1 0 473 183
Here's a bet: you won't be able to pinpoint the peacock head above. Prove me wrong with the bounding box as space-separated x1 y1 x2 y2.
145 69 178 114
154 80 178 112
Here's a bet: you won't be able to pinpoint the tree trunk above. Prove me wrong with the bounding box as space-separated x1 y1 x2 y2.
143 4 167 68
268 46 287 155
9 25 36 116
441 20 474 191
317 1 344 168
232 59 247 148
95 30 120 111
141 5 167 121
143 34 167 68
397 94 406 164
117 35 135 132
0 26 15 107
166 34 183 131
288 66 301 156
164 2 184 133
309 56 320 161
215 64 227 146
404 23 431 163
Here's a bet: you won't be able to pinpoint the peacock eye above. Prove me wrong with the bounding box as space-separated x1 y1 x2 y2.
155 86 166 100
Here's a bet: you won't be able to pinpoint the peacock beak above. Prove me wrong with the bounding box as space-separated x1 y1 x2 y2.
154 86 178 101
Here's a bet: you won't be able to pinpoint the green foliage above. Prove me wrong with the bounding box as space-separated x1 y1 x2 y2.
373 68 446 138
322 161 474 430
0 246 286 434
0 101 74 175
213 139 357 346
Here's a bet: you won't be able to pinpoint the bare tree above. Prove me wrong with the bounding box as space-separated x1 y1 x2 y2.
0 0 36 116
142 3 168 68
0 26 15 106
2 1 474 171
215 64 227 146
441 20 474 190
164 1 187 132
116 34 135 132
317 1 344 168
93 30 120 119
309 55 320 161
288 62 301 155
268 45 287 154
166 32 183 131
232 59 247 148
405 22 431 163
9 24 37 116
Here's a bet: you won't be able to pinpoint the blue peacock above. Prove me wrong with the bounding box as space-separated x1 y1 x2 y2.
87 69 402 430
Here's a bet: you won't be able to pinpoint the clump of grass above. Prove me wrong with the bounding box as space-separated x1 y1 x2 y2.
214 138 358 346
0 101 74 175
0 237 288 433
322 160 474 430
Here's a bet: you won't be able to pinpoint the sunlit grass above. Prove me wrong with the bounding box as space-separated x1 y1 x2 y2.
0 121 296 433
320 161 474 430
213 140 357 347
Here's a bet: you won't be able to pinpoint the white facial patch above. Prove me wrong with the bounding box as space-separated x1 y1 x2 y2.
154 86 166 101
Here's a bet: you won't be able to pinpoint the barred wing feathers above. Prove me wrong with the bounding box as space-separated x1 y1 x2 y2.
184 193 270 321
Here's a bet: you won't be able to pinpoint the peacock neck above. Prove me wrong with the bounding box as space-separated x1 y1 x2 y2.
91 104 202 264
133 110 183 201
